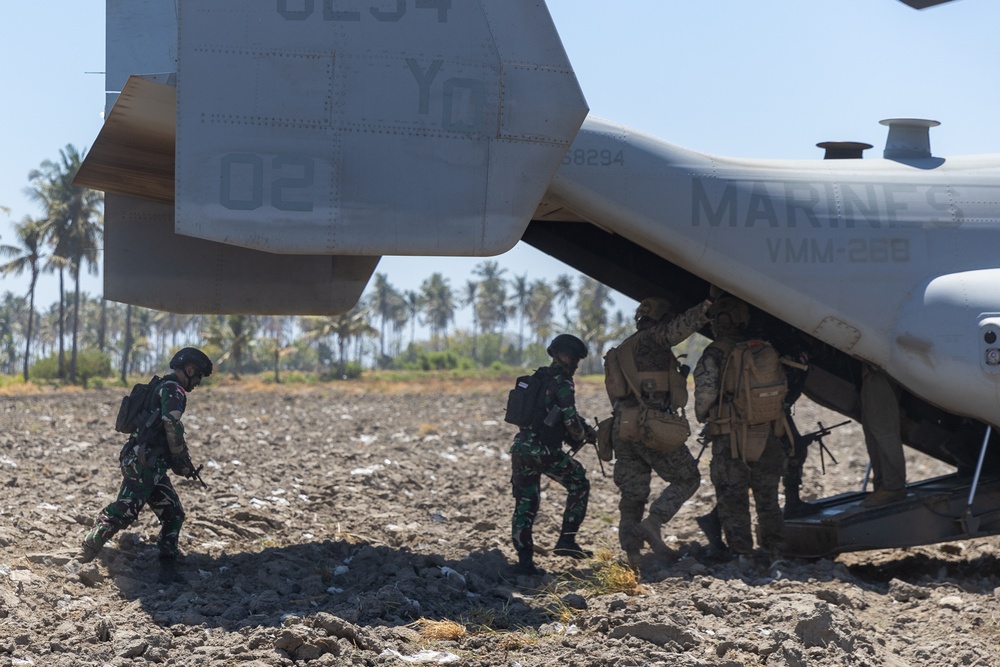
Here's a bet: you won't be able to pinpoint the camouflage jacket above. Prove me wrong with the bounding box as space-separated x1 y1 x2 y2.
693 336 737 424
142 373 189 459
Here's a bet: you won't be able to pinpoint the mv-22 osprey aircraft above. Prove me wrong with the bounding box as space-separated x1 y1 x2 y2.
77 0 997 557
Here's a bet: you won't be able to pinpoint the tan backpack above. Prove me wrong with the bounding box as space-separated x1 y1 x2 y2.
718 339 788 462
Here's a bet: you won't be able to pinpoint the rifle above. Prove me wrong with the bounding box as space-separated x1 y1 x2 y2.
591 416 607 478
796 420 850 474
188 464 208 489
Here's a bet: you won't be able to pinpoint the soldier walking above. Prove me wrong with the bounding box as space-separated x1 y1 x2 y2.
509 334 596 576
79 347 213 568
605 297 711 568
694 297 788 563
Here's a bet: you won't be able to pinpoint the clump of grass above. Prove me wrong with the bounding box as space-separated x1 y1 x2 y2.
586 552 643 596
497 631 539 651
410 618 467 642
417 422 440 436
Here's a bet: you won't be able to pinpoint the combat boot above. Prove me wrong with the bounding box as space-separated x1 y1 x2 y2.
513 549 545 576
553 534 592 560
637 515 670 556
157 552 188 585
695 507 726 553
783 486 820 518
78 535 103 564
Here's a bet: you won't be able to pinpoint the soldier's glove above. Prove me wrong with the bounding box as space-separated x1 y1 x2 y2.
170 451 195 478
568 438 587 454
583 423 598 445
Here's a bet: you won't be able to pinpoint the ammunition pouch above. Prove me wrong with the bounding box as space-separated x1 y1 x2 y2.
596 417 614 461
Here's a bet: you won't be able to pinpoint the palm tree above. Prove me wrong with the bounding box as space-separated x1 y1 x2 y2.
204 315 259 379
526 279 556 348
555 274 575 328
27 144 104 383
403 290 422 350
510 274 530 364
575 276 613 374
474 260 509 335
369 273 404 363
420 272 455 350
0 218 45 380
462 280 479 363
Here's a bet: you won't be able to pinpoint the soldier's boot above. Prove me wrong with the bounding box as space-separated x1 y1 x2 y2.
637 514 670 556
625 549 642 572
157 552 187 585
695 507 727 555
783 485 820 519
553 531 592 560
78 533 105 564
513 549 545 576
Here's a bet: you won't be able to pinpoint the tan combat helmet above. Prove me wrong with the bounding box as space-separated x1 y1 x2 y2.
635 297 673 328
709 296 750 337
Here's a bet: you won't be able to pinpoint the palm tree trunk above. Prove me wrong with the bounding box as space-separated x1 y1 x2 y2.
97 298 107 352
121 304 133 384
58 268 66 380
70 269 81 383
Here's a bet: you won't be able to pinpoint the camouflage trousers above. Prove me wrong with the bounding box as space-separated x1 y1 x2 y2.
709 433 786 555
510 439 590 555
84 446 186 558
613 414 701 553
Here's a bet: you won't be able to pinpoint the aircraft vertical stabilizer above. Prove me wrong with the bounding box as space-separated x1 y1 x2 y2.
174 0 588 256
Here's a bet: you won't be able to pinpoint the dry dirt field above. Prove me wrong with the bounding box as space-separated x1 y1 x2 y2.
1 377 998 667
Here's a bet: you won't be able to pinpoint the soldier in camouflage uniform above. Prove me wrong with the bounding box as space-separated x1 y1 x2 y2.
694 297 787 560
510 334 597 576
609 297 711 568
79 347 213 565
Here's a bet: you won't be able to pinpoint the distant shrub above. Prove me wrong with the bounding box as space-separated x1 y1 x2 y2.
30 349 112 387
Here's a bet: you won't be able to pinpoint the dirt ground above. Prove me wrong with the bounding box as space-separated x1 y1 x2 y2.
1 378 998 667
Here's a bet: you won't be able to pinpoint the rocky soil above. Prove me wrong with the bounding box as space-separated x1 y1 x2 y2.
1 377 998 667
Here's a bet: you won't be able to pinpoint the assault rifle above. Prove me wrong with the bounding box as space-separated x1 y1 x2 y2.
590 416 606 478
796 420 850 474
188 464 208 489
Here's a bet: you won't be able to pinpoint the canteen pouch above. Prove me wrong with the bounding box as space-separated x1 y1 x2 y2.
618 405 642 442
641 408 691 453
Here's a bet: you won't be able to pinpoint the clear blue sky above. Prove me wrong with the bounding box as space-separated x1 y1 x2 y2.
2 0 996 324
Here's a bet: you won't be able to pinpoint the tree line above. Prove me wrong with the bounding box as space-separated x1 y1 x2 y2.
1 145 638 384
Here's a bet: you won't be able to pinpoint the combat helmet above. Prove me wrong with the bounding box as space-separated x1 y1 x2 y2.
709 296 750 337
546 334 588 360
635 297 673 325
169 347 214 377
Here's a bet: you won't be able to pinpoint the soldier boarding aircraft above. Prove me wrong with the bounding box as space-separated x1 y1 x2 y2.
77 0 997 557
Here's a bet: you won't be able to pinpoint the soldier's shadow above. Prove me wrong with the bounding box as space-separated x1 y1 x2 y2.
93 536 553 633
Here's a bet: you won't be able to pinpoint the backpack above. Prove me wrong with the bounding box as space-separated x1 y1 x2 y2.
114 376 164 434
504 367 551 428
718 340 788 462
721 340 788 426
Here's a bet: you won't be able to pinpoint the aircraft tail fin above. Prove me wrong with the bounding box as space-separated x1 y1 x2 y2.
174 0 587 256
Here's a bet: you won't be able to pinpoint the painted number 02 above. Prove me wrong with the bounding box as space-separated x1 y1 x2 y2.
220 154 315 212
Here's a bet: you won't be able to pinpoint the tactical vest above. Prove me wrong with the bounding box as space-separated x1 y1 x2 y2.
604 334 686 411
